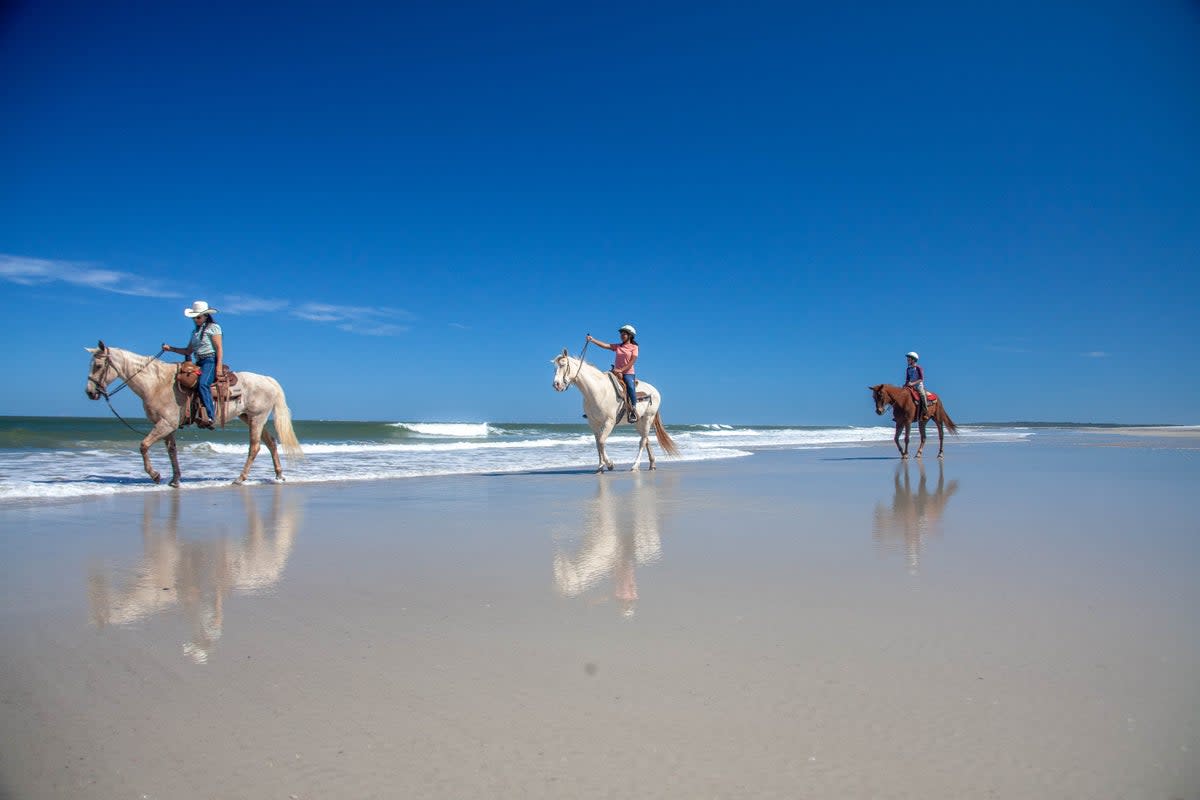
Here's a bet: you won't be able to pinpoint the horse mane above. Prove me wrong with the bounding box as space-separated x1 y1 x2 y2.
108 347 175 384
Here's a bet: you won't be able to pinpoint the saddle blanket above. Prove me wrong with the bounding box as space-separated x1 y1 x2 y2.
908 387 939 404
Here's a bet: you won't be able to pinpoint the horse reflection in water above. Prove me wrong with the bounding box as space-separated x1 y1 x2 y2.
88 487 302 663
872 460 959 574
553 475 669 617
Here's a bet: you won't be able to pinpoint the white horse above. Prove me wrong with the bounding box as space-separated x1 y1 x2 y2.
551 349 679 472
85 341 303 486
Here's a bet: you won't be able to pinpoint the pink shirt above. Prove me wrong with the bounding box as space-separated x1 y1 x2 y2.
613 342 638 373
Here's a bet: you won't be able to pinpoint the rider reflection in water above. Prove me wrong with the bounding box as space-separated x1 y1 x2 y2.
586 324 640 423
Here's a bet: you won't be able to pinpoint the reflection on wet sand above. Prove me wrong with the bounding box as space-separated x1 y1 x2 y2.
553 474 670 617
88 487 302 663
872 460 959 574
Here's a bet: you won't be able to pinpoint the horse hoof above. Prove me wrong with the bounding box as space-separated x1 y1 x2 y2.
232 477 245 486
649 464 657 471
150 472 161 484
275 475 286 483
169 478 180 488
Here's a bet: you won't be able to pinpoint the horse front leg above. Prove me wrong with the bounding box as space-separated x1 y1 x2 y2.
915 420 928 459
139 421 178 485
894 422 908 459
593 422 616 473
165 433 182 487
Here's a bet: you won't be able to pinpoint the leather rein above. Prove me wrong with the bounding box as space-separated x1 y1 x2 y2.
90 349 167 435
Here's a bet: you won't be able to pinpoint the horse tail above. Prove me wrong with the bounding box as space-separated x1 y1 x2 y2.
270 382 305 460
939 404 959 435
654 414 680 457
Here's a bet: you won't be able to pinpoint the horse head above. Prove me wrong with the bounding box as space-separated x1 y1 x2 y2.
85 340 114 400
552 348 572 392
869 384 889 416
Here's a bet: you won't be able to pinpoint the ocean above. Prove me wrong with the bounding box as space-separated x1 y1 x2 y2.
0 415 1112 504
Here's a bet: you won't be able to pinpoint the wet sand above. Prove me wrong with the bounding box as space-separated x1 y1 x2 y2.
1 439 1197 799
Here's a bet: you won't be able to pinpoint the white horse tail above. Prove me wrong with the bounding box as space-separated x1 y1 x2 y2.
269 381 304 461
654 415 680 457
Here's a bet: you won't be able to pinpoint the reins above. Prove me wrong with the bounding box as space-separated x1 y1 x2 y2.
564 337 590 388
93 349 167 436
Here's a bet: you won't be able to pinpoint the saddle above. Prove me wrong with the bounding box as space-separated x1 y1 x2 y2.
907 386 939 418
176 363 242 428
607 370 648 420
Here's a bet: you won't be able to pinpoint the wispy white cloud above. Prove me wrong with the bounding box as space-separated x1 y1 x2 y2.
291 302 413 336
0 254 180 298
449 322 471 330
222 295 290 314
1083 351 1110 358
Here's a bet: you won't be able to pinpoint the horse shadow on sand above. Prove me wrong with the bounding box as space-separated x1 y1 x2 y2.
552 474 676 617
87 486 303 663
872 460 959 574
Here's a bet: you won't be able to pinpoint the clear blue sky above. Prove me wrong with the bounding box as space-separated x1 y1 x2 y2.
2 1 1198 424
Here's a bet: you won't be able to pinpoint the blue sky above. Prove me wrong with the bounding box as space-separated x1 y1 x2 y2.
2 1 1197 425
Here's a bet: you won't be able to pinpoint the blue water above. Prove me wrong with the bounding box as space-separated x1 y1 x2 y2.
2 415 1186 503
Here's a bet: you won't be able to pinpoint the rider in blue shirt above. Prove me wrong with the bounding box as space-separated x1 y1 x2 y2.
905 351 928 418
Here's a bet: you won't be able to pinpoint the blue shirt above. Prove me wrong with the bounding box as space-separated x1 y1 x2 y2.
189 322 222 360
906 364 924 384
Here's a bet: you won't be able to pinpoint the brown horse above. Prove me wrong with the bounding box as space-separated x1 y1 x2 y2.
869 383 958 459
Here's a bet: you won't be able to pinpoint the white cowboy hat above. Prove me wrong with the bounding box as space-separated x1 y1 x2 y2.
184 300 219 318
619 324 637 335
905 351 919 360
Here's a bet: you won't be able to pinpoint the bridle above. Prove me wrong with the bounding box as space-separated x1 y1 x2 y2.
559 338 590 390
873 387 891 415
87 347 167 434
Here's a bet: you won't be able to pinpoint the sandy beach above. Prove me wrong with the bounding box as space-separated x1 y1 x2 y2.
1 438 1197 799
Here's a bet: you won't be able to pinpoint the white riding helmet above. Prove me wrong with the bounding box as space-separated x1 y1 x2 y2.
619 324 637 335
905 351 919 360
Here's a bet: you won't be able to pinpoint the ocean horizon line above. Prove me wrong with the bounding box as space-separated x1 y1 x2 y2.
1 414 1195 428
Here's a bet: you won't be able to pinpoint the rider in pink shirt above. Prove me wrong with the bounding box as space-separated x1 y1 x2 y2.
586 325 640 423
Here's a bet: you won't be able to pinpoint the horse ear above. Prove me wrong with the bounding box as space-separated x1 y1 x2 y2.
97 340 107 351
561 348 568 358
85 347 97 354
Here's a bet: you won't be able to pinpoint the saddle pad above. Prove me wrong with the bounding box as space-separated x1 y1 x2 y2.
908 387 939 404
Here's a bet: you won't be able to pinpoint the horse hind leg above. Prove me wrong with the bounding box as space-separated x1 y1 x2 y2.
630 433 647 471
936 419 945 459
235 414 264 485
915 420 927 459
140 420 178 485
260 425 285 481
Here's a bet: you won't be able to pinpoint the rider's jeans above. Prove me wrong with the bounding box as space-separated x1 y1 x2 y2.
623 373 638 416
197 357 217 420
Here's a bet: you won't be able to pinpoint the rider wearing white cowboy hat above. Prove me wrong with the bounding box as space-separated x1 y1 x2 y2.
586 325 640 423
162 301 224 428
904 351 929 418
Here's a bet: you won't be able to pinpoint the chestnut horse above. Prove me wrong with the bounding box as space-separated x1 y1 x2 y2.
869 383 958 459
